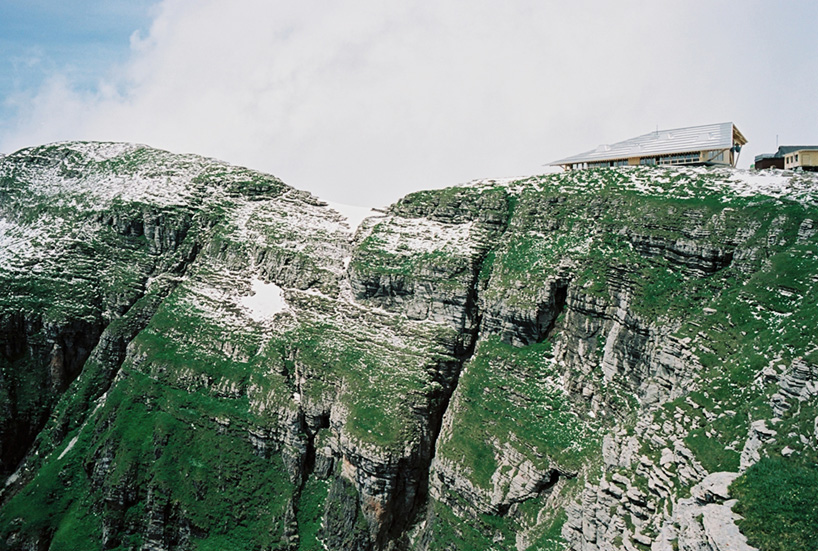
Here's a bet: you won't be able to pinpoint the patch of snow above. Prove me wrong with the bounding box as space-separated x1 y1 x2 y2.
326 201 376 233
727 169 793 196
461 176 524 188
374 216 475 256
221 194 351 277
58 436 79 460
4 471 19 487
0 217 48 270
241 278 288 321
230 201 258 241
69 141 143 162
3 142 238 210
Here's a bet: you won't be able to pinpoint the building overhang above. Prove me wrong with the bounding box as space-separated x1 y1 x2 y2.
549 122 746 170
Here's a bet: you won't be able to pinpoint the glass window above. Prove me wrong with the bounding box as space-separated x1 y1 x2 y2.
657 152 699 165
711 151 724 163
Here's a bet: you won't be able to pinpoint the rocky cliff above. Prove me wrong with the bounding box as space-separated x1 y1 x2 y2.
1 142 817 551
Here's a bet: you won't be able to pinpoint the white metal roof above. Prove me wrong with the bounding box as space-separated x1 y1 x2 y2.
550 122 741 166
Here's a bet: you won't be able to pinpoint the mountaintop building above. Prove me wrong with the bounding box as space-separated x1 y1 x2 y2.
755 145 818 171
550 122 747 171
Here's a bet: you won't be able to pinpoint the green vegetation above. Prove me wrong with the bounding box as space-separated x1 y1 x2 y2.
731 457 818 551
426 489 569 551
767 398 818 462
289 319 445 449
521 508 568 551
425 496 516 550
438 337 599 490
5 146 818 551
0 368 295 550
297 477 331 550
350 219 474 286
683 429 741 473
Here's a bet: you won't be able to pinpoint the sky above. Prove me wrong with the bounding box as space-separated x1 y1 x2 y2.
1 1 817 207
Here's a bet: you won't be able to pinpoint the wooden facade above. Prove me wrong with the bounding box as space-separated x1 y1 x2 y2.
784 149 818 171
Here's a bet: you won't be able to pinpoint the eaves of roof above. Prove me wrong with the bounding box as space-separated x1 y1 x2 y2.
550 122 738 166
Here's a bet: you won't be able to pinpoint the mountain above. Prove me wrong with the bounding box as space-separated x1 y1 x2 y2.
1 142 817 551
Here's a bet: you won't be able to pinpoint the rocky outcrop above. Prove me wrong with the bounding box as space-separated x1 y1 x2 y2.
96 206 194 256
431 442 568 517
349 185 510 339
322 476 372 551
562 418 709 551
480 275 571 347
769 357 818 417
653 472 756 551
552 274 699 412
0 313 103 476
625 231 734 276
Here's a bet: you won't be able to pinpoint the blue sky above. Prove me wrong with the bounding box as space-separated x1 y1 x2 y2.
1 1 817 206
0 1 155 121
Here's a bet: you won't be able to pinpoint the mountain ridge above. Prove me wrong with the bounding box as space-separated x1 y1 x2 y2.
1 141 817 551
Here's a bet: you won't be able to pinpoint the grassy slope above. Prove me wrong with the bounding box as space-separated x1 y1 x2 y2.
3 151 818 550
0 142 467 547
421 168 818 550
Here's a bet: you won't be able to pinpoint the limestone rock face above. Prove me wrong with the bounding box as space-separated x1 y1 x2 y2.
0 313 103 476
770 357 818 416
652 473 755 551
3 146 818 551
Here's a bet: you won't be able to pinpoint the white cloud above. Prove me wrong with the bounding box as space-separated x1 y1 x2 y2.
2 0 817 206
